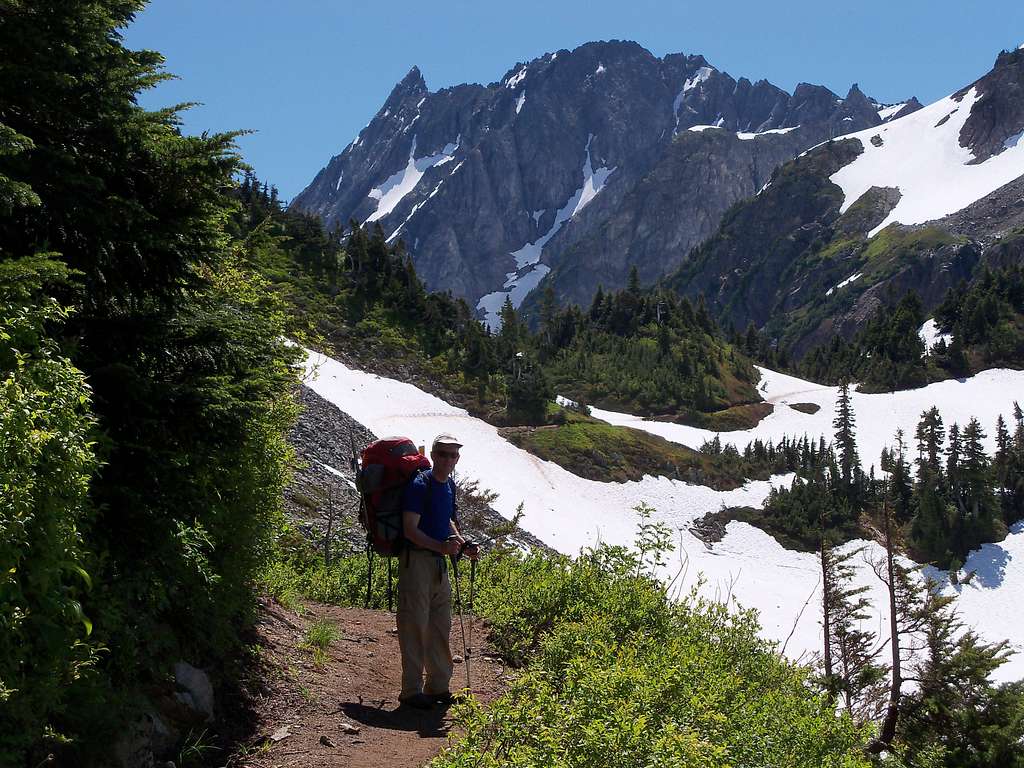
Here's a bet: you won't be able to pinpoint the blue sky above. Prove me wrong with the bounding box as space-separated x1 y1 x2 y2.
125 1 1023 201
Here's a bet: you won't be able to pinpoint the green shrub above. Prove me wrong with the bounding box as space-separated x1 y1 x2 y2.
433 511 871 768
302 619 340 666
0 260 101 761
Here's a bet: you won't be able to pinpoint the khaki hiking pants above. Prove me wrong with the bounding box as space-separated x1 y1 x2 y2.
397 549 453 699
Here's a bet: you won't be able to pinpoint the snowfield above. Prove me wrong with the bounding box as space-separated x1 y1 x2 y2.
830 87 1024 237
304 352 1024 682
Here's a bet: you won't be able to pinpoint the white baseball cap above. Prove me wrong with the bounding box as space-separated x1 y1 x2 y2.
431 433 463 449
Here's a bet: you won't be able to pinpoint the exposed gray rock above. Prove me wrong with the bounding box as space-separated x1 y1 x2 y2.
958 48 1024 163
285 383 548 555
291 40 881 316
935 173 1024 239
173 661 214 723
114 709 174 768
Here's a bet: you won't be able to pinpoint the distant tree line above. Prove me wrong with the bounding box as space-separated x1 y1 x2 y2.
705 387 1024 763
240 200 762 426
931 266 1024 372
734 385 1024 569
797 267 1024 391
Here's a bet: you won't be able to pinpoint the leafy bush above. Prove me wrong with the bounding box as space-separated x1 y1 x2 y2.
0 259 100 760
434 511 871 767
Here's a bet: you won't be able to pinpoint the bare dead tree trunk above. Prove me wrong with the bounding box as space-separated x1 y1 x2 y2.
820 521 834 683
869 500 901 753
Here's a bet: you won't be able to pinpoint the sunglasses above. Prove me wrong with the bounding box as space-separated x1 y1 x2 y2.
434 449 460 459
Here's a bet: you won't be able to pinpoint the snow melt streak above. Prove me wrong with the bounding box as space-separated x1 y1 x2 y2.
477 135 615 329
365 136 459 223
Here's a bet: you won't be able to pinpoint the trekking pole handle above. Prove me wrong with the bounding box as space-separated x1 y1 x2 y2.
447 536 479 560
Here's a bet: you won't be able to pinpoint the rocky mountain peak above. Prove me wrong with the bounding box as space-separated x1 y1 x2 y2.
889 97 924 121
958 47 1024 163
383 65 428 108
292 42 901 320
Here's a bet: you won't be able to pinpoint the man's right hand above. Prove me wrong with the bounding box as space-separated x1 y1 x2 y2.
440 538 462 556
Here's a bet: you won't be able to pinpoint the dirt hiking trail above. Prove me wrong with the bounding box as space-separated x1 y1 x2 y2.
224 597 507 768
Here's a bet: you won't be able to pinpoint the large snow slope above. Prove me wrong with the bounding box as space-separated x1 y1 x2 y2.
304 353 1024 682
830 88 1024 236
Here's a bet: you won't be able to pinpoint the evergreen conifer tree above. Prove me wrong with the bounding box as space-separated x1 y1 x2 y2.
833 382 861 499
820 537 885 720
898 587 1023 768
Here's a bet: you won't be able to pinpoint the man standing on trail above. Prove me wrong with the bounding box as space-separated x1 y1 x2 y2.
398 434 478 709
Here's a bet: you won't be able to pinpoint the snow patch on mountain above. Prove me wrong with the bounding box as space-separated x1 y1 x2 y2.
506 66 527 89
304 352 1024 683
595 63 606 75
737 126 800 140
684 66 713 92
365 136 459 223
830 87 1024 237
877 102 906 121
825 271 863 296
477 135 616 329
591 366 1024 495
919 318 954 351
673 66 714 129
515 91 526 114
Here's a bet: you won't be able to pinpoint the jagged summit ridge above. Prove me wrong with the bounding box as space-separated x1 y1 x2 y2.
291 40 887 318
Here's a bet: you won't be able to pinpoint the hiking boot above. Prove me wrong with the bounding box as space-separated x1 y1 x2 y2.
428 691 464 706
398 693 435 710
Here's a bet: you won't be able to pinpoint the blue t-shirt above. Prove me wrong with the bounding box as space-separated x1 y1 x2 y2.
402 471 457 543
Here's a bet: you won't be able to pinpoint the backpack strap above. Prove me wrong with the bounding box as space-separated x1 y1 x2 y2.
423 469 434 509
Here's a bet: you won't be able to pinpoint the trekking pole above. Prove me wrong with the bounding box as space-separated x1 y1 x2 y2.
467 555 477 691
449 537 477 692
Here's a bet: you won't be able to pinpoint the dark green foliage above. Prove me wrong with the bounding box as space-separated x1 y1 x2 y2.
801 266 1024 394
723 397 1021 568
760 471 860 551
833 383 862 498
905 405 1024 568
897 589 1024 768
820 542 886 721
1 2 300 762
543 288 758 416
272 207 760 425
799 291 928 391
933 266 1024 370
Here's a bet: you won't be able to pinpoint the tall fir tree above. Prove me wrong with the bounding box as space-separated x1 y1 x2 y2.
833 382 861 498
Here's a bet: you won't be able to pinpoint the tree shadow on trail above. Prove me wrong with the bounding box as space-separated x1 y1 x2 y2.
342 700 452 738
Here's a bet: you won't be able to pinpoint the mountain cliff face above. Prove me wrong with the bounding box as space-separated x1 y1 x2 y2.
668 48 1024 356
291 40 884 326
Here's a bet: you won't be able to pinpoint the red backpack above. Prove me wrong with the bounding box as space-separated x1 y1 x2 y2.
356 436 431 556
